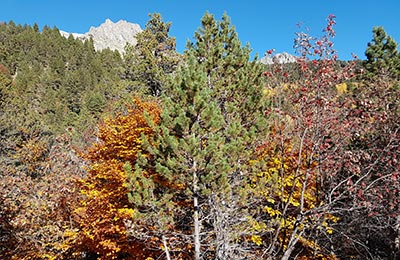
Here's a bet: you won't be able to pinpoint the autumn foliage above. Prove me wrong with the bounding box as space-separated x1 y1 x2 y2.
258 15 399 259
65 98 161 259
1 13 399 260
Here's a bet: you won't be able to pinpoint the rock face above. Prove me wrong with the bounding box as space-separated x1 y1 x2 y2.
260 52 297 65
60 19 142 53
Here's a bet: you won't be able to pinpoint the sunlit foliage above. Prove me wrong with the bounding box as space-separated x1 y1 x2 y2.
66 98 161 259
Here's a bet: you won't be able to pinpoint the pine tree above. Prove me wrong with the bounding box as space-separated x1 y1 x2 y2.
124 13 180 96
0 64 13 157
132 12 268 259
365 26 400 79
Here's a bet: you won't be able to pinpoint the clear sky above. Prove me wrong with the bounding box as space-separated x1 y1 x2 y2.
2 0 399 60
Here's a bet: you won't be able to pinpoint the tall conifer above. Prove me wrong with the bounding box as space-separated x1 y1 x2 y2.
132 12 268 259
365 26 400 79
124 13 180 96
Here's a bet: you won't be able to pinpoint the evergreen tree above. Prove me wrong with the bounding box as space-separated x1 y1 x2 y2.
124 13 180 96
0 21 128 160
365 26 400 79
0 64 13 157
0 64 12 99
130 12 268 259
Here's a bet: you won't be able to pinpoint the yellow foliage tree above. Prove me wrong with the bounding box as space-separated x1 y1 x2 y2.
66 98 162 259
249 125 338 259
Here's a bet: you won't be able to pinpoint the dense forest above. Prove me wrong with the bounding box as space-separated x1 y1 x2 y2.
0 12 399 260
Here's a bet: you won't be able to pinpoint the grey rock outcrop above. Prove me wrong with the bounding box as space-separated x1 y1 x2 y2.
60 19 142 53
260 52 297 65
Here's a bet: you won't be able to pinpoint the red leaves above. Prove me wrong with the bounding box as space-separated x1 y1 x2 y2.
263 71 273 77
266 49 274 55
327 14 336 19
324 14 337 37
263 14 399 258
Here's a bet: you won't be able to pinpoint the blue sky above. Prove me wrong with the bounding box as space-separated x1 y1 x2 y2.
2 0 399 60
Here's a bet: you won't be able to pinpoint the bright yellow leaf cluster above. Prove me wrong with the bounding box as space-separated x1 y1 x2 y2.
248 127 338 258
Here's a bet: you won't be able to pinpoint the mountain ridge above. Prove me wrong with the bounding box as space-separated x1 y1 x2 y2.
60 18 142 53
260 51 297 65
60 19 296 63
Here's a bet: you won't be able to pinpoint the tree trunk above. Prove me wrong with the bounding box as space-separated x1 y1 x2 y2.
194 195 200 260
193 160 201 260
162 236 171 260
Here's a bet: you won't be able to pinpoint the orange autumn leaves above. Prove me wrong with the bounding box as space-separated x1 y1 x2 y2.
66 97 336 259
67 98 161 259
87 98 161 162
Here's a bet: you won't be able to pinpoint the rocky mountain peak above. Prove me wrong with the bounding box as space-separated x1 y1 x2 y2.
260 51 297 65
60 19 142 53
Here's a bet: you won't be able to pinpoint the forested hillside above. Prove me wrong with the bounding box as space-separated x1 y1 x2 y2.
0 13 399 260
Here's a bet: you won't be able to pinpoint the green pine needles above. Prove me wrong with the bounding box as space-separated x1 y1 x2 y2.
130 12 269 259
365 26 400 79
